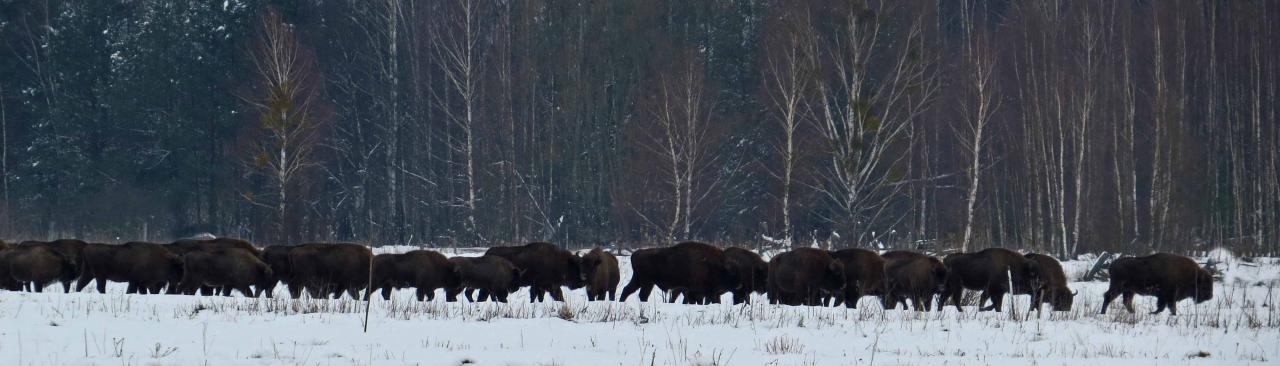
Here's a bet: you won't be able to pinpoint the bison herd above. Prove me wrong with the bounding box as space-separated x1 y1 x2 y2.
0 238 1215 315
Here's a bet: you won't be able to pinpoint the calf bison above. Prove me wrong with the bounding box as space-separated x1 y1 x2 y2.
1 245 77 292
77 242 183 294
829 248 885 308
369 250 461 301
1101 253 1213 315
264 243 372 300
938 248 1041 312
485 242 584 302
620 241 739 304
882 250 948 311
581 248 620 301
723 247 768 304
17 239 87 292
1023 253 1075 312
180 248 274 297
767 248 845 306
452 255 523 302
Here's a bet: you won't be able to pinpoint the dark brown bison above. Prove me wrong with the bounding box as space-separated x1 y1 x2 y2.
620 241 739 304
452 255 523 302
581 248 620 301
163 238 262 295
938 248 1041 312
882 250 948 311
829 248 885 308
723 247 768 304
167 237 262 257
1 245 77 292
484 242 585 302
179 248 274 297
1023 253 1075 312
76 242 184 294
767 248 845 306
368 250 461 301
1101 253 1213 315
264 243 372 300
17 239 87 292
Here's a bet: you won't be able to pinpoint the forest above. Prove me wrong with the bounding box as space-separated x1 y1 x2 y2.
0 0 1276 256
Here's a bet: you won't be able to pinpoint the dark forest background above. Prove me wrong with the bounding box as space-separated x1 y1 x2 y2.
0 0 1276 256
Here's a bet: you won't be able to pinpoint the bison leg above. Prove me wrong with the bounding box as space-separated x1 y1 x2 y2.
638 285 654 302
549 286 565 302
1100 288 1119 314
732 290 748 305
464 288 476 302
477 288 490 302
608 288 616 301
126 282 140 294
619 280 648 302
75 275 94 293
414 287 428 301
61 281 72 293
381 286 394 301
1121 292 1136 314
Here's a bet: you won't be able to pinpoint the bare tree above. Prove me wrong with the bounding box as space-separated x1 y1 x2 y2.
429 0 488 242
762 7 816 248
954 0 1000 252
810 2 938 245
241 10 328 243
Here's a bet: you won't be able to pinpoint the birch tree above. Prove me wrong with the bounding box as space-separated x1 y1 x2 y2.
954 0 1000 252
242 10 328 243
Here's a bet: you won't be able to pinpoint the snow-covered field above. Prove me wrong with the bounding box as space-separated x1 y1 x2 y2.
2 248 1278 366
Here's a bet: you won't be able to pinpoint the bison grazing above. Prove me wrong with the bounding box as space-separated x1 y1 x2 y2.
1 245 77 292
620 241 739 304
938 248 1041 312
881 251 948 311
723 247 768 304
17 239 87 292
485 242 584 302
264 243 372 300
828 248 885 308
767 248 845 306
581 248 620 301
77 242 183 294
1101 253 1213 315
452 255 523 302
1023 253 1075 312
369 250 461 301
180 248 274 297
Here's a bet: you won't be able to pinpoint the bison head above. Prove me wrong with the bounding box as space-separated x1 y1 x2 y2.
822 260 847 292
931 259 949 293
1194 268 1214 303
1050 288 1077 311
564 254 587 289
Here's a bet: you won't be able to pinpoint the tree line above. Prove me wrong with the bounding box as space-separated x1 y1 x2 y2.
0 0 1276 256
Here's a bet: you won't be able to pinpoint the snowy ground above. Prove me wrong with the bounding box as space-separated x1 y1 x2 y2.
1 248 1277 366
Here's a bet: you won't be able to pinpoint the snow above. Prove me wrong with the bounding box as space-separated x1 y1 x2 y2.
1 250 1277 365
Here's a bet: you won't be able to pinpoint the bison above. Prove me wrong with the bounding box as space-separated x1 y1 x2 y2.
77 242 184 294
1101 253 1213 315
620 241 739 304
17 239 87 292
179 248 274 297
828 248 885 308
485 242 585 302
938 248 1041 312
263 243 372 300
723 247 768 304
167 237 262 257
368 250 461 301
881 250 948 311
767 248 845 306
581 248 620 301
1022 253 1075 312
1 245 77 292
452 255 523 302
